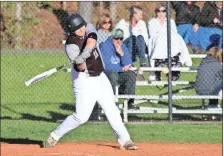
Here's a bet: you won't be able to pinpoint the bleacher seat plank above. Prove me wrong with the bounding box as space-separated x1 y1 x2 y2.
136 81 193 86
189 54 206 58
127 107 222 115
64 67 198 73
117 95 222 100
140 67 197 72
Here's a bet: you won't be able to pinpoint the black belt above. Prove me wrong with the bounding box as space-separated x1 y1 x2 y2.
74 68 102 77
88 71 102 77
73 64 102 77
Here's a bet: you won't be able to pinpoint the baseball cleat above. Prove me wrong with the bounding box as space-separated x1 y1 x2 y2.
120 141 138 150
43 135 58 148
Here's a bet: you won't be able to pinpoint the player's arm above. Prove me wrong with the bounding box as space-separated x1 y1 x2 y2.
74 23 98 64
75 34 97 71
65 44 80 61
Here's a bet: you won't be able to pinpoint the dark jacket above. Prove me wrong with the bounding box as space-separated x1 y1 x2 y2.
172 2 200 26
195 55 222 95
200 2 223 29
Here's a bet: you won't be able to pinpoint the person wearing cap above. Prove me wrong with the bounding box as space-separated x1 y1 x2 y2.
115 5 148 67
100 28 137 109
43 14 138 150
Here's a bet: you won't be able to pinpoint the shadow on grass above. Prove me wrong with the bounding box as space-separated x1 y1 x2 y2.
159 86 194 96
48 111 68 121
1 104 72 122
1 100 209 123
0 116 13 120
1 138 43 147
154 100 203 109
60 103 75 111
21 113 54 122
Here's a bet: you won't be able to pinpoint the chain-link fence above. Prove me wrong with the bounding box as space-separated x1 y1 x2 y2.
1 1 223 137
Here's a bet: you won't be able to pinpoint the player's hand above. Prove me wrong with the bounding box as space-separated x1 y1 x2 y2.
115 45 124 56
77 63 86 71
122 64 131 72
213 18 220 24
86 38 97 48
193 23 199 32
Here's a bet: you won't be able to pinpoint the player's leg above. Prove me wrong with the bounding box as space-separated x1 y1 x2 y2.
44 77 97 148
97 72 138 150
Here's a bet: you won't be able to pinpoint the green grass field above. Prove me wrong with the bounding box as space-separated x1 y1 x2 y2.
1 51 222 144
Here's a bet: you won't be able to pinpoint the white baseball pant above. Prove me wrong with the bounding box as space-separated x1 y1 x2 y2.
50 72 131 146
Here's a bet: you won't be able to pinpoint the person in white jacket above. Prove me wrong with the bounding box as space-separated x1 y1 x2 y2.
115 5 148 67
148 3 192 81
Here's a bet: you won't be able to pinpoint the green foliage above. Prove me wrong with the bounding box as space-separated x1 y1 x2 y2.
1 2 40 49
37 1 53 11
37 1 51 8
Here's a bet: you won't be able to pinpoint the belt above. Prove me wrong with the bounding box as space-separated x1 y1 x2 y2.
88 71 102 77
73 65 102 77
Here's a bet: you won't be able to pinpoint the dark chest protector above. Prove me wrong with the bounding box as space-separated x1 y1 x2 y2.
66 35 104 76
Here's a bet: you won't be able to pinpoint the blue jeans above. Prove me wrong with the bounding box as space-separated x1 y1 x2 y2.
213 80 223 95
123 35 146 64
177 24 202 49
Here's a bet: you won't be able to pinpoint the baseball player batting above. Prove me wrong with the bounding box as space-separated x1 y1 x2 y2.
43 13 138 150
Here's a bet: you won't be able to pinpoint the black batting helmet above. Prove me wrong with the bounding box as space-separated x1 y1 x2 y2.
66 13 87 34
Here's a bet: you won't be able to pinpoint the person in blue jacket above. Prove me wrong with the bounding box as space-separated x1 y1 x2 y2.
100 28 137 108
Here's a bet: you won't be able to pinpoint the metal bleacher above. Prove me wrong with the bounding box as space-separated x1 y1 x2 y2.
63 52 222 122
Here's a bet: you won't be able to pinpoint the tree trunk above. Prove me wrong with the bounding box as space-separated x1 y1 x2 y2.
61 1 66 10
78 2 93 23
110 2 116 21
99 2 104 15
15 2 22 50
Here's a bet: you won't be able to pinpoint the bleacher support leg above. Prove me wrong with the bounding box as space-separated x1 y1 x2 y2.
202 99 206 109
123 99 128 123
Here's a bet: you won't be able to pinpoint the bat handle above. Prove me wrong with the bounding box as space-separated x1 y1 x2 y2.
56 61 74 70
56 65 65 71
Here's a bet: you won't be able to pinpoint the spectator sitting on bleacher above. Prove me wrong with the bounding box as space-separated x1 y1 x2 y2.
190 2 223 52
115 5 148 67
100 28 137 109
96 12 113 45
195 44 222 110
171 2 201 53
147 3 192 81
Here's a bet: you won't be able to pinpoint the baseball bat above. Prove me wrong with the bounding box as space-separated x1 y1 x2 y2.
24 61 74 86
